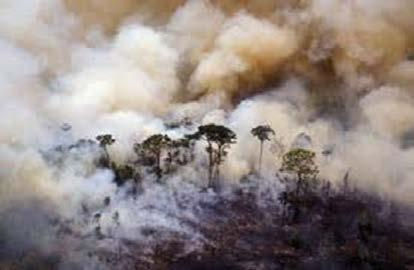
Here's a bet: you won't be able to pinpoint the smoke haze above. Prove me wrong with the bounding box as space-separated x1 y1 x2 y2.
1 0 414 268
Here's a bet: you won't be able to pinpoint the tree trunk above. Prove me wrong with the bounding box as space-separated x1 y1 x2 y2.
296 173 303 196
214 144 222 190
207 141 213 188
102 146 110 168
155 150 162 181
258 141 263 175
165 152 172 175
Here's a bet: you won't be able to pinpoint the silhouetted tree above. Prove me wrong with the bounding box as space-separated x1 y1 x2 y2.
96 134 115 168
113 164 139 186
134 134 171 180
278 148 320 223
164 138 195 174
189 124 237 189
251 125 275 175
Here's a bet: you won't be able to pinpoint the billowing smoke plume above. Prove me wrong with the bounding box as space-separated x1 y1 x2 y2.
1 0 414 268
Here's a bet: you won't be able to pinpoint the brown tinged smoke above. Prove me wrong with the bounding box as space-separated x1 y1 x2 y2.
0 0 414 268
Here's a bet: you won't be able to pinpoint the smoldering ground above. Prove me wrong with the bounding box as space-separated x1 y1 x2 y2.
0 0 414 269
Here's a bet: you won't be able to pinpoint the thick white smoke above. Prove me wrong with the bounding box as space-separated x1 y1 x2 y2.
0 0 414 267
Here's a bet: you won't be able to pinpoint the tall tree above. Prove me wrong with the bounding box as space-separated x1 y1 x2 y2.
278 148 319 223
280 148 319 196
134 134 171 180
189 124 237 189
164 137 195 174
96 134 115 168
251 125 275 175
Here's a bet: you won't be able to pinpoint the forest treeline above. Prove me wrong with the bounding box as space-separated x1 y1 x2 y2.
48 123 319 194
39 123 414 270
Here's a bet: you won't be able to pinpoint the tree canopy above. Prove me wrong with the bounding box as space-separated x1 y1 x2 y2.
189 124 237 189
280 148 319 182
251 125 275 142
251 125 275 174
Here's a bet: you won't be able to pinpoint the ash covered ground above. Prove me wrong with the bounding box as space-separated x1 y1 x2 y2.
1 0 414 269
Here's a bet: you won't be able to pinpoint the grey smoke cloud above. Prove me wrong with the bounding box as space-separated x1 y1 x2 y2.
0 0 414 267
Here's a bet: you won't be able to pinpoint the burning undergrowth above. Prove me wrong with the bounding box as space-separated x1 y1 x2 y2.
1 177 414 270
1 0 414 269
